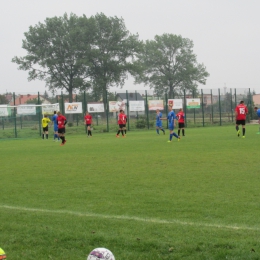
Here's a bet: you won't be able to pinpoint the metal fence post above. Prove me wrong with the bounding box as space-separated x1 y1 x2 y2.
13 92 17 138
145 90 149 129
201 89 205 127
218 89 222 126
38 92 41 137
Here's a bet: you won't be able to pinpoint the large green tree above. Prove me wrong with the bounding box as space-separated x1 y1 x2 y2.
12 13 95 103
134 34 209 98
88 13 141 105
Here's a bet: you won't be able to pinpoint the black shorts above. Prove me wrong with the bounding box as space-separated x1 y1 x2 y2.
86 124 91 127
236 120 246 126
43 126 48 132
58 128 66 134
119 124 125 128
178 123 185 128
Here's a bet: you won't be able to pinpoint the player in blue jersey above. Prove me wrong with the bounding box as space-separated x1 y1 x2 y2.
156 109 165 135
52 111 60 141
254 107 260 134
166 106 180 142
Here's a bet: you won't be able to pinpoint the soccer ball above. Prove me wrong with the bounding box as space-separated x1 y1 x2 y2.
87 247 115 260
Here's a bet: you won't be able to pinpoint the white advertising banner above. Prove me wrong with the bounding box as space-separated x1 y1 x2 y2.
129 101 145 112
0 105 9 117
186 98 201 108
87 103 105 113
168 99 183 109
65 102 83 114
17 105 36 115
148 100 164 111
109 101 126 112
42 103 60 115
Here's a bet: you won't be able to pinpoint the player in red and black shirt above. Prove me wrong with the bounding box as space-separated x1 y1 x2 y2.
176 108 185 137
84 112 93 137
56 111 67 146
116 110 127 137
235 100 248 138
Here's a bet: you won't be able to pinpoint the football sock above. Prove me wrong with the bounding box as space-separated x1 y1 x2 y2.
90 131 92 136
173 132 178 138
243 128 245 136
156 129 159 134
236 126 239 131
124 130 126 134
182 129 185 136
42 134 44 139
121 130 124 136
178 130 180 135
60 136 64 142
117 130 120 135
161 128 165 133
169 133 173 141
46 134 48 139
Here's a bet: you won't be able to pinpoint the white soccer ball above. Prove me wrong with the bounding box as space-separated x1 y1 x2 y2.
87 247 115 260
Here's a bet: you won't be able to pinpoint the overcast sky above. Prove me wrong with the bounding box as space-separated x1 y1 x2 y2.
1 0 260 95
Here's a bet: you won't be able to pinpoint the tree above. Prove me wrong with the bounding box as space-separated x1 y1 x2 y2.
88 13 141 106
0 95 8 104
134 34 209 98
12 13 95 105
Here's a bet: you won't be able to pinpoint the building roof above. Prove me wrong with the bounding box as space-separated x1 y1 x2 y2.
9 94 50 106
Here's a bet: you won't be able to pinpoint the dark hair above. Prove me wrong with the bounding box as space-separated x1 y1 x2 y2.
54 111 56 114
240 100 244 104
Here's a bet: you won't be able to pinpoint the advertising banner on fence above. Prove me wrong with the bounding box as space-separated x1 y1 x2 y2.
0 105 10 117
17 105 36 115
148 100 164 111
42 103 60 115
65 102 83 114
109 101 126 112
87 103 104 113
168 99 183 109
186 98 200 108
129 100 145 111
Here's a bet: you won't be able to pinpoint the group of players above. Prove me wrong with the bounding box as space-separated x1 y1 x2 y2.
41 111 67 145
41 101 260 145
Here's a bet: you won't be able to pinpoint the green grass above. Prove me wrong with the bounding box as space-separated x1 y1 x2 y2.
1 125 260 259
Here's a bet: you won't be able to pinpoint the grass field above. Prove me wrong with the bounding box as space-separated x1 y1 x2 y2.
1 125 260 259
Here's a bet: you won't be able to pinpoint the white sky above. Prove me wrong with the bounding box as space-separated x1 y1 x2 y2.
1 0 260 95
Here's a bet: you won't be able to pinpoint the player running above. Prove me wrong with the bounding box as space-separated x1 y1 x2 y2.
156 109 165 135
235 100 248 138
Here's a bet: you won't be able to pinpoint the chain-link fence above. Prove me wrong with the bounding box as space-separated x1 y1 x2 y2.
0 88 255 139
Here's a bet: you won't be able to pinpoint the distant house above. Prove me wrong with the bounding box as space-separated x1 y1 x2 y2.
253 94 260 106
9 94 51 106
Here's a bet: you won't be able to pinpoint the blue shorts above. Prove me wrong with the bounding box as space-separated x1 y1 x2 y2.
156 121 162 127
168 124 174 131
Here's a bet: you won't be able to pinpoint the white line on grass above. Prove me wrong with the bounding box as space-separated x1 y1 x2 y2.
1 204 259 231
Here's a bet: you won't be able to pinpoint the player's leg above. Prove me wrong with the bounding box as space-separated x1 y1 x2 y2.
182 127 185 136
116 125 120 137
236 122 240 137
42 128 45 139
242 121 246 137
156 125 159 134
